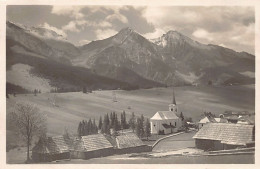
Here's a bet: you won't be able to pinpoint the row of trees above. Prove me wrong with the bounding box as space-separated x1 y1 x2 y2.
77 111 151 139
77 119 98 137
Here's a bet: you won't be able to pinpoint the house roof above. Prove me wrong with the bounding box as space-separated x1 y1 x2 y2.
116 133 145 149
193 123 254 146
151 111 179 120
214 118 228 123
198 116 217 124
32 135 71 154
77 134 113 152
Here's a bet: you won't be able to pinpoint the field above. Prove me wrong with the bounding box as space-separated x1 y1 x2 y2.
7 85 255 137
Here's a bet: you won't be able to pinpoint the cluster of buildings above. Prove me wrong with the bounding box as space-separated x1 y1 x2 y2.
32 88 255 162
194 111 255 151
149 88 255 152
32 133 151 162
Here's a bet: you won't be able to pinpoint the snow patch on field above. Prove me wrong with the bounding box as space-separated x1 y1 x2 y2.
6 63 54 92
240 71 255 78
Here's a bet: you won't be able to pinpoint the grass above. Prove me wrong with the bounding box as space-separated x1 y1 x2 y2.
7 85 254 136
6 85 254 163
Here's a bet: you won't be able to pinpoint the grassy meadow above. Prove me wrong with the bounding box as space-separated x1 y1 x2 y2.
6 85 255 137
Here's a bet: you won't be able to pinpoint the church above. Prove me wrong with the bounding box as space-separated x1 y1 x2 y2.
150 88 181 135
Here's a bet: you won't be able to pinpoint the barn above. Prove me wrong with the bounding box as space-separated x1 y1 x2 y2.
73 134 114 159
32 135 72 162
193 123 255 151
114 133 152 154
150 88 181 134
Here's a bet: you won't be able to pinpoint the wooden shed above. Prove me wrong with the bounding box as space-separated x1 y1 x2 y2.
32 135 72 162
193 123 255 151
73 134 114 159
115 133 152 154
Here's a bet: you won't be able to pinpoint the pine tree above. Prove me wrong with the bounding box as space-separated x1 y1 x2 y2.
135 117 141 138
144 118 151 140
114 114 120 131
98 116 102 130
140 114 145 138
78 121 83 137
102 113 110 135
129 112 136 132
180 112 184 121
121 111 127 129
93 119 98 134
83 86 86 93
87 118 92 135
82 120 86 136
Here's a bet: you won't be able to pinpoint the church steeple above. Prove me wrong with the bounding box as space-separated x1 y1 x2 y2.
172 87 176 105
169 87 177 112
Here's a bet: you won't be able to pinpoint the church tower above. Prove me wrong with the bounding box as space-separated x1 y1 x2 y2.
169 87 177 112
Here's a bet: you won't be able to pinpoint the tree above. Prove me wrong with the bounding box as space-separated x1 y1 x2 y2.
121 111 127 129
77 121 83 137
34 89 37 96
82 86 87 93
98 116 102 130
10 103 46 163
180 112 184 121
144 118 151 140
93 119 98 134
102 113 110 135
135 118 141 138
140 115 145 138
87 118 92 135
129 112 136 132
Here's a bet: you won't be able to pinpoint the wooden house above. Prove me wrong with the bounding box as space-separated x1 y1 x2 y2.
32 135 72 162
193 123 255 151
73 134 114 159
114 133 152 154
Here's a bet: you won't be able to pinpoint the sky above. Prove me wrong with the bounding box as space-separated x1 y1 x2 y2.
7 5 255 54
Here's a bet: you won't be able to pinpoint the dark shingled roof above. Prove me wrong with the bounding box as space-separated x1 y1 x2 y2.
193 123 254 146
116 133 145 149
75 134 113 152
32 135 71 154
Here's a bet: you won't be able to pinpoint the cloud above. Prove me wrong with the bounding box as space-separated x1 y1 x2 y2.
41 22 67 38
143 28 165 39
62 21 80 32
192 28 213 41
106 13 128 24
142 6 255 54
95 29 117 40
51 6 84 19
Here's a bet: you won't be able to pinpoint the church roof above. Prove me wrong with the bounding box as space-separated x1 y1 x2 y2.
151 111 179 120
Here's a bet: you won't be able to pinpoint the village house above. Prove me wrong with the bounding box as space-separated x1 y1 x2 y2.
198 115 228 129
114 133 152 154
150 88 181 134
73 134 114 159
193 123 255 151
32 135 73 162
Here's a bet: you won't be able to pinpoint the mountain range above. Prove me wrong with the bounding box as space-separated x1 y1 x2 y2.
6 21 255 93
